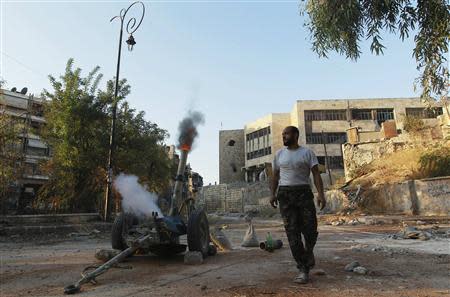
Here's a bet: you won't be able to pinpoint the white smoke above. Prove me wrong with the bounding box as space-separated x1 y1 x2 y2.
114 174 163 218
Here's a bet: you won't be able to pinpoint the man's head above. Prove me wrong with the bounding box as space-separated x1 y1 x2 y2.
282 126 299 146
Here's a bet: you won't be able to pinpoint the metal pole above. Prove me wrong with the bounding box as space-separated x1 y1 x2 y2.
104 2 145 221
322 131 333 186
104 25 123 222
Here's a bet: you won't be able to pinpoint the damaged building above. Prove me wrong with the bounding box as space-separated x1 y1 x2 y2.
219 97 443 184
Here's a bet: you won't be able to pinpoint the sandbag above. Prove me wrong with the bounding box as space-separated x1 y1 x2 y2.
241 221 259 247
210 226 233 251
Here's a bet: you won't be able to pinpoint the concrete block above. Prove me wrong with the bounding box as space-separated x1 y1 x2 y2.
184 251 203 265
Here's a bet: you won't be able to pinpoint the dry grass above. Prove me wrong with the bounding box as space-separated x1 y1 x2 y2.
351 147 423 187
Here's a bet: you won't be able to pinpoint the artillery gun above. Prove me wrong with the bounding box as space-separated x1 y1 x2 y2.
64 145 211 294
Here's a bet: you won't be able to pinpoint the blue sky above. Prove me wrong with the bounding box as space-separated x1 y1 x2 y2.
1 0 420 184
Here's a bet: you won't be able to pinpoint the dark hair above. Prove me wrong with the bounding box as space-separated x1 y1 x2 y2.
286 126 299 139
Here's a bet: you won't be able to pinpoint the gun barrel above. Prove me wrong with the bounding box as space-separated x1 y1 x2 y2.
64 234 151 294
169 149 188 216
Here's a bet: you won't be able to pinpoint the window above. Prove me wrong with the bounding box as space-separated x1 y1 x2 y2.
306 133 347 144
317 156 344 169
406 107 443 119
305 110 347 121
352 109 372 120
375 109 394 122
246 126 272 160
228 140 236 146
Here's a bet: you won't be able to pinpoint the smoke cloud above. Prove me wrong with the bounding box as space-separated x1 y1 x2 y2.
177 110 205 149
114 174 163 218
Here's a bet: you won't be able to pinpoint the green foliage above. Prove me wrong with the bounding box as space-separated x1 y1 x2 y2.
0 111 22 213
302 0 450 103
418 143 450 178
39 59 171 212
402 114 425 132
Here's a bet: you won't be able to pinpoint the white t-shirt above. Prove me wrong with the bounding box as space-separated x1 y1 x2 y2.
272 146 319 186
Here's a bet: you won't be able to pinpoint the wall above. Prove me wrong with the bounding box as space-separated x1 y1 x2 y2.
324 177 450 216
414 177 450 216
199 181 271 213
219 129 245 184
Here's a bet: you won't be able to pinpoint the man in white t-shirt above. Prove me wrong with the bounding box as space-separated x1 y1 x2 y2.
270 126 326 284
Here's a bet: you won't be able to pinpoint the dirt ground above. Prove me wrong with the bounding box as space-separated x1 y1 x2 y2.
1 217 449 297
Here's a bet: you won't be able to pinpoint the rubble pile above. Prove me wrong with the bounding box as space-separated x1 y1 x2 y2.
389 225 450 241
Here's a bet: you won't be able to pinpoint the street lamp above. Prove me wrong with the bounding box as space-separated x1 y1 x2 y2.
104 1 145 221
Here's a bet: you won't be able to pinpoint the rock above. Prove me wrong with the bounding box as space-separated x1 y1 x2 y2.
398 226 432 240
416 220 426 225
347 219 360 226
345 261 360 272
331 219 345 226
312 269 326 276
333 256 341 260
184 251 203 265
95 249 120 262
371 246 383 252
418 232 431 241
353 266 368 275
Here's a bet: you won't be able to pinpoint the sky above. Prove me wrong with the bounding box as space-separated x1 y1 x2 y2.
1 0 421 184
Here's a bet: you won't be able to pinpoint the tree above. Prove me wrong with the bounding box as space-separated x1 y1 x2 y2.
0 111 22 214
302 0 449 106
39 59 171 212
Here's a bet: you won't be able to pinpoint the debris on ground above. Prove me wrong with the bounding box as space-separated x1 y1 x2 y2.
344 261 360 272
353 266 368 275
312 269 326 276
345 261 368 275
95 249 120 262
184 251 203 265
394 226 432 241
330 219 345 226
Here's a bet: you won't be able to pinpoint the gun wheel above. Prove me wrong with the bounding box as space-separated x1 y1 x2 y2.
187 209 210 258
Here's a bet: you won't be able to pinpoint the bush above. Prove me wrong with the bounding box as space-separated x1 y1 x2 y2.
403 115 425 132
419 144 450 178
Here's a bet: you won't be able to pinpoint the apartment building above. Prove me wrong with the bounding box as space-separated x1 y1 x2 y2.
0 87 49 213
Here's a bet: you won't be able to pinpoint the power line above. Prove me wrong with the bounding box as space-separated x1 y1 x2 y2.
0 51 48 79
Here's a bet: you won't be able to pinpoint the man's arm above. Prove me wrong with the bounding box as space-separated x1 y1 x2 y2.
311 165 326 210
270 168 280 208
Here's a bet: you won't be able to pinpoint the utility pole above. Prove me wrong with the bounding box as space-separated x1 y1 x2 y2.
321 130 333 186
104 2 145 221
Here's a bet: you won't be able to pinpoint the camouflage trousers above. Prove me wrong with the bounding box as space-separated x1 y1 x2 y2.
277 185 318 273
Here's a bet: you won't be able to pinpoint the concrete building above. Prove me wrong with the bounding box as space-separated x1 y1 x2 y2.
219 130 245 184
0 87 49 213
219 97 443 184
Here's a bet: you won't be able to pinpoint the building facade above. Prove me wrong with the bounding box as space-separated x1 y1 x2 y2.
219 98 443 184
0 88 50 213
219 130 245 184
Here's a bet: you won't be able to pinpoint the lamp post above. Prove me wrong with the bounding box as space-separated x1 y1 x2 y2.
104 1 145 221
